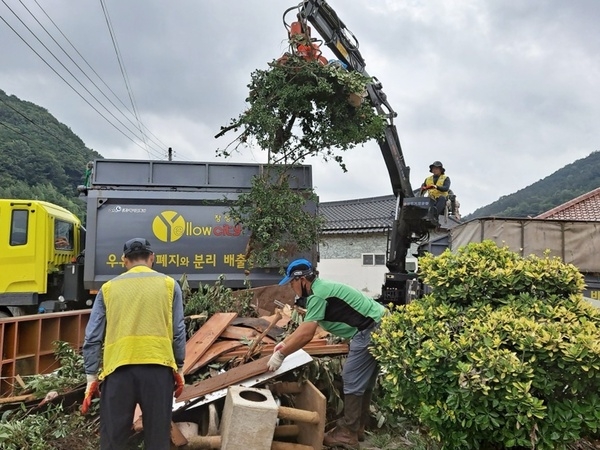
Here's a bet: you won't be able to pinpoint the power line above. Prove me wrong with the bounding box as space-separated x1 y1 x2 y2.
0 95 85 152
0 4 163 159
17 0 172 158
99 0 151 158
1 2 195 161
31 0 173 156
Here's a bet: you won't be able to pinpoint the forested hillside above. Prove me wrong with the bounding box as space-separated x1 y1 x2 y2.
464 150 600 220
0 89 102 217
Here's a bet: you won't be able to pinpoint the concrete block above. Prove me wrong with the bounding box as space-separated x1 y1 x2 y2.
220 386 278 449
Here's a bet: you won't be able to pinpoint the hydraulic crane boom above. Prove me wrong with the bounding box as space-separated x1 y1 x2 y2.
291 0 438 304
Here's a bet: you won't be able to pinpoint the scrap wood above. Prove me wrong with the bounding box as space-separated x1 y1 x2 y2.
132 417 188 448
182 435 313 449
182 312 238 375
0 393 36 404
238 308 283 364
230 316 285 341
188 340 245 375
215 341 348 362
261 310 291 329
219 325 276 344
176 355 270 403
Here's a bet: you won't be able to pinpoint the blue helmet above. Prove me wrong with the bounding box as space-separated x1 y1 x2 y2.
279 258 314 285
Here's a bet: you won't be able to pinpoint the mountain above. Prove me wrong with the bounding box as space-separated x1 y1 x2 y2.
0 89 102 217
464 151 600 220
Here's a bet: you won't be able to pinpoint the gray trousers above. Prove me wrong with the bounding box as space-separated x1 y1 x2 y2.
342 322 380 395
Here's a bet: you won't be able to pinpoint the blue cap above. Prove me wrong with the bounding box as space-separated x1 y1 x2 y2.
279 258 314 285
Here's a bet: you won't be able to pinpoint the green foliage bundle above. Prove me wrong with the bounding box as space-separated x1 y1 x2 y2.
18 341 85 397
371 241 600 449
0 403 99 450
229 171 325 268
217 55 386 168
216 56 386 268
183 275 257 338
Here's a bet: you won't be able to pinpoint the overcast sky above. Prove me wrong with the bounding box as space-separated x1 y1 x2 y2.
1 0 598 215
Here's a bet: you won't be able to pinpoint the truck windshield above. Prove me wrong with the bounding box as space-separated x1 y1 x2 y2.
55 220 74 250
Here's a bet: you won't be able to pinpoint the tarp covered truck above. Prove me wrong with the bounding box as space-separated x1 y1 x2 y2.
450 217 600 299
0 159 317 316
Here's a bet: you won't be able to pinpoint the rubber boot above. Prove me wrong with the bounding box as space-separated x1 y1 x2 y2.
323 394 362 449
357 389 373 442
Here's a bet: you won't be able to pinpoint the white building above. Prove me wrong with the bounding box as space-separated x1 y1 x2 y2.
318 195 461 298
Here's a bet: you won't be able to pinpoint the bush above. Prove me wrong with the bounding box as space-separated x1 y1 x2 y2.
371 241 600 449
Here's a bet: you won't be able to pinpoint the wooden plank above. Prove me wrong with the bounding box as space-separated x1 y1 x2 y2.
170 421 188 447
230 317 285 341
220 325 276 343
188 340 245 374
241 310 282 364
0 393 36 404
214 342 348 362
295 380 326 448
177 355 270 402
182 312 237 375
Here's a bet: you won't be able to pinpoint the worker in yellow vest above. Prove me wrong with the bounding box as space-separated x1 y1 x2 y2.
82 237 186 450
421 160 451 216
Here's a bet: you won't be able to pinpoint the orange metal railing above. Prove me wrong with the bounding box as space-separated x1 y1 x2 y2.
0 310 90 396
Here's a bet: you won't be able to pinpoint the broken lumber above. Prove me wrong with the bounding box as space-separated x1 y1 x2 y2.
182 312 238 374
177 355 270 402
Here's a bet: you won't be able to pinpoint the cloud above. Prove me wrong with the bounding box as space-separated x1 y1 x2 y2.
0 0 598 215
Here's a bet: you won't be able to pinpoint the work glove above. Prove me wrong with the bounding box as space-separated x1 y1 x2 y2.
273 341 286 353
267 350 286 372
173 368 185 398
81 374 100 414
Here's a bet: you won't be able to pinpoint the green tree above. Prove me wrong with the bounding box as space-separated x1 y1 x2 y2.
372 241 600 449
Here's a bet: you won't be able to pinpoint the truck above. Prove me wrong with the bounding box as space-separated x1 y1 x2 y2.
0 159 316 316
449 217 600 300
291 0 457 304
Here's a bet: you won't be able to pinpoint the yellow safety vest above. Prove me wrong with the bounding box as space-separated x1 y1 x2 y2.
425 174 448 200
100 265 177 379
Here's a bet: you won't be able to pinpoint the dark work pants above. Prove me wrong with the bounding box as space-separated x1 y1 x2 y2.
431 196 447 216
100 364 173 450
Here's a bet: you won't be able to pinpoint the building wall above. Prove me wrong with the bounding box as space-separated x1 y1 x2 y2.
318 232 416 297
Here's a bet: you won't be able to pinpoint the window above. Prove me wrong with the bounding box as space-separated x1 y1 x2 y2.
10 210 28 246
55 220 74 250
362 253 386 266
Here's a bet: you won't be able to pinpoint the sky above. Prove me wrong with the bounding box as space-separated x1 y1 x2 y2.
0 0 598 216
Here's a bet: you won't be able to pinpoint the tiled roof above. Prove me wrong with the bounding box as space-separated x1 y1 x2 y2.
535 187 600 220
320 195 397 234
320 194 461 234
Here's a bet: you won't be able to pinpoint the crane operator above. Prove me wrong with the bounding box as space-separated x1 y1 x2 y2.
421 160 451 216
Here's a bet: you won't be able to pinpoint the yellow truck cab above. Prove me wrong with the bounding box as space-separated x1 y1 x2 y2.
0 199 84 316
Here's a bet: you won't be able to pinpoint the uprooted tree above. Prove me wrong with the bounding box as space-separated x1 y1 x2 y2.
371 240 600 449
216 55 386 268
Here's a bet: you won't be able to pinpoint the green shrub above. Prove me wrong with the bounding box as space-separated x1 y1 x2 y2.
371 240 600 449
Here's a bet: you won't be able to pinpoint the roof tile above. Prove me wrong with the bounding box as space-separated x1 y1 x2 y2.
536 187 600 220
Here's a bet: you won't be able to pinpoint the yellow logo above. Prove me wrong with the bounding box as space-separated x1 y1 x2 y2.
152 211 186 243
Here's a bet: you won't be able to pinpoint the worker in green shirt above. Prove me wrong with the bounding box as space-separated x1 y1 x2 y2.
268 258 386 449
